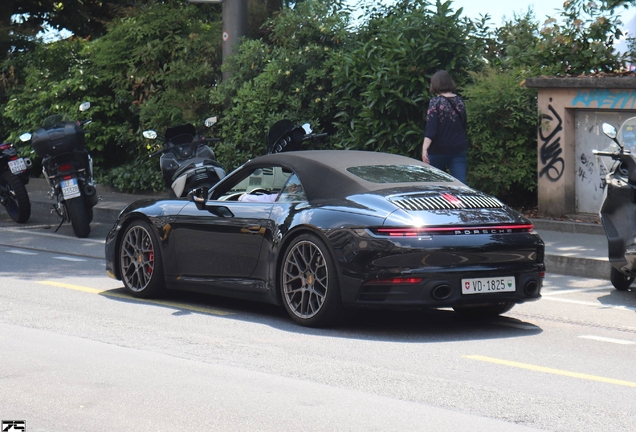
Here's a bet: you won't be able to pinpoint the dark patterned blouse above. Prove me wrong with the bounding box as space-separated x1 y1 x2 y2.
424 95 468 155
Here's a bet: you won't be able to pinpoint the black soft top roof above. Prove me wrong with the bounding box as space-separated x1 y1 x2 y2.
240 150 463 201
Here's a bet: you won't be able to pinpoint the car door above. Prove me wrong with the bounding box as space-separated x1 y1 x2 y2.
170 165 290 280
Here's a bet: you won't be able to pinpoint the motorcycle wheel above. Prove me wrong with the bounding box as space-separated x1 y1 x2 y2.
66 197 91 238
119 220 164 298
0 171 31 223
610 267 634 291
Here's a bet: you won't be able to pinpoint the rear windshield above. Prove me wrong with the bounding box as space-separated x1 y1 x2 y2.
346 165 454 183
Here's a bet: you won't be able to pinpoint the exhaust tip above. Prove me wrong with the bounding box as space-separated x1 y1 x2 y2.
84 185 96 196
524 280 539 296
431 284 453 300
24 158 33 167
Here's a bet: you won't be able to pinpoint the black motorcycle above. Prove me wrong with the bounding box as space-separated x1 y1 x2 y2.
0 140 32 223
20 102 98 238
145 117 226 198
266 119 328 155
595 117 636 290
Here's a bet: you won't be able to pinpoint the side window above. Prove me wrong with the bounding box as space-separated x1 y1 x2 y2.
217 166 291 201
277 174 306 202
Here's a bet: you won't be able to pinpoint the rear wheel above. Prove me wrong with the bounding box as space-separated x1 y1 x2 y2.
66 197 91 238
453 302 515 320
610 267 634 291
280 233 345 327
0 171 30 223
119 220 164 298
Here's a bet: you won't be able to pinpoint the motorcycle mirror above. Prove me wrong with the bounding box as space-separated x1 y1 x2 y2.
143 130 158 140
602 123 618 140
79 101 91 112
205 116 218 128
302 123 312 134
19 133 32 142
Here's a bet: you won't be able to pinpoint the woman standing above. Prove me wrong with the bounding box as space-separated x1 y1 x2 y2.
421 70 468 183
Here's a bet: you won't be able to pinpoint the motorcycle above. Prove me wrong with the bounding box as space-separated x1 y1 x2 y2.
144 116 226 198
0 140 32 223
19 102 98 238
595 116 636 291
266 119 328 155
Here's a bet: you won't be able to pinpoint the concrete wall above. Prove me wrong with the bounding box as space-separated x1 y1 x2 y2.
526 77 636 218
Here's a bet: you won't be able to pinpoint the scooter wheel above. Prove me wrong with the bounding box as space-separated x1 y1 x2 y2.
610 267 634 291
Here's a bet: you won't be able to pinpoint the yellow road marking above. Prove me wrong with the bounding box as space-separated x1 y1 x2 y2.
36 280 232 316
464 355 636 388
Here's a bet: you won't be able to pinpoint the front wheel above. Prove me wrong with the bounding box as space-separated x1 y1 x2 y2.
610 267 634 291
280 233 345 327
66 197 91 238
0 171 31 223
119 220 164 298
453 302 515 320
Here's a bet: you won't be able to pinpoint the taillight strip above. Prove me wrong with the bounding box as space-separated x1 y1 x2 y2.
375 224 534 236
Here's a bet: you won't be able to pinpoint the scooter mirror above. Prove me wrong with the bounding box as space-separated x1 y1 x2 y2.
602 123 617 140
143 130 158 140
79 101 91 112
19 133 32 142
302 123 312 134
205 116 218 127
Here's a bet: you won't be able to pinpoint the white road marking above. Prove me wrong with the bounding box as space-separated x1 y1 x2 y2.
5 249 38 255
1 227 105 244
52 256 87 262
542 288 609 296
543 296 636 312
579 335 635 345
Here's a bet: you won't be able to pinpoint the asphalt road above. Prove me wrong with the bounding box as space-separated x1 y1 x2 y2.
1 218 635 432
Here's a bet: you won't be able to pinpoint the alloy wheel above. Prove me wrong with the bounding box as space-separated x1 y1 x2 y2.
282 240 328 319
120 225 155 292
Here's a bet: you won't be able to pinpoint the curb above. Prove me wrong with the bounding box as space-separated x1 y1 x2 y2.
544 255 609 280
531 218 604 236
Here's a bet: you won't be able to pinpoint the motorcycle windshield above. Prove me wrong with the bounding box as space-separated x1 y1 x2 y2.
618 116 636 154
165 124 196 143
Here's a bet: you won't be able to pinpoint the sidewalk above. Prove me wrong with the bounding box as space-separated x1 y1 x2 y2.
22 178 610 280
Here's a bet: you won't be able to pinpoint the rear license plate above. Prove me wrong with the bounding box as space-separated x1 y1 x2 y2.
462 276 515 295
8 158 27 174
61 178 81 199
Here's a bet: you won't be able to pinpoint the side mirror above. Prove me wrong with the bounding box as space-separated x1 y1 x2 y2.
302 123 312 134
79 101 91 112
187 187 209 210
20 133 32 142
602 123 617 140
143 130 158 140
187 187 234 217
205 116 218 127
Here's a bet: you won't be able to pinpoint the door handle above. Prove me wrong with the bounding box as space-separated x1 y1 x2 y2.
241 225 265 234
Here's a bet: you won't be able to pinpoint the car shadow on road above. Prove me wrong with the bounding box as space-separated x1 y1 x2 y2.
100 287 543 343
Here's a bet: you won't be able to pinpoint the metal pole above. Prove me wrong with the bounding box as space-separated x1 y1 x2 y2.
222 0 248 80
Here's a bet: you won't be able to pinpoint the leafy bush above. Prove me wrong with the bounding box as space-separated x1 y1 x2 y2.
463 67 538 205
330 0 486 159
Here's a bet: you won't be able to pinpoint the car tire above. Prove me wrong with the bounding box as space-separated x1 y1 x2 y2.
119 220 164 298
610 267 633 291
452 302 515 319
280 233 345 327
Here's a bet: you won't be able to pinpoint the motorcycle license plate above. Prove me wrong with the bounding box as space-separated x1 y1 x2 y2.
61 178 81 199
462 276 515 295
8 158 27 174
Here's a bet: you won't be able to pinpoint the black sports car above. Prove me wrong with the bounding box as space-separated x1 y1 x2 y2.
105 150 545 327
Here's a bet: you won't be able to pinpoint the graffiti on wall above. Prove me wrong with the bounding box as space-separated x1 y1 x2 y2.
578 152 607 192
572 89 636 109
539 101 564 182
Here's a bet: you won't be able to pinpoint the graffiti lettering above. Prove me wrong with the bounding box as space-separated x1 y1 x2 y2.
572 89 636 109
539 103 564 182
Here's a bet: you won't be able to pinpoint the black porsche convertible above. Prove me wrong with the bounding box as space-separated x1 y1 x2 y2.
105 150 545 327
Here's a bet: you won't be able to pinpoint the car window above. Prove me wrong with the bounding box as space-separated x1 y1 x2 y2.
217 166 292 201
277 174 306 202
347 164 454 183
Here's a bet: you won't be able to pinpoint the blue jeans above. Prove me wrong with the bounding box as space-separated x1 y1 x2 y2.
428 150 467 183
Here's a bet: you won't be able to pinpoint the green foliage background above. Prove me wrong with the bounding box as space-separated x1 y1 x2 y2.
0 0 633 205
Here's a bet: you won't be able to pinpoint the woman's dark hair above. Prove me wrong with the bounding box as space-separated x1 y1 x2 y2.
429 70 457 95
